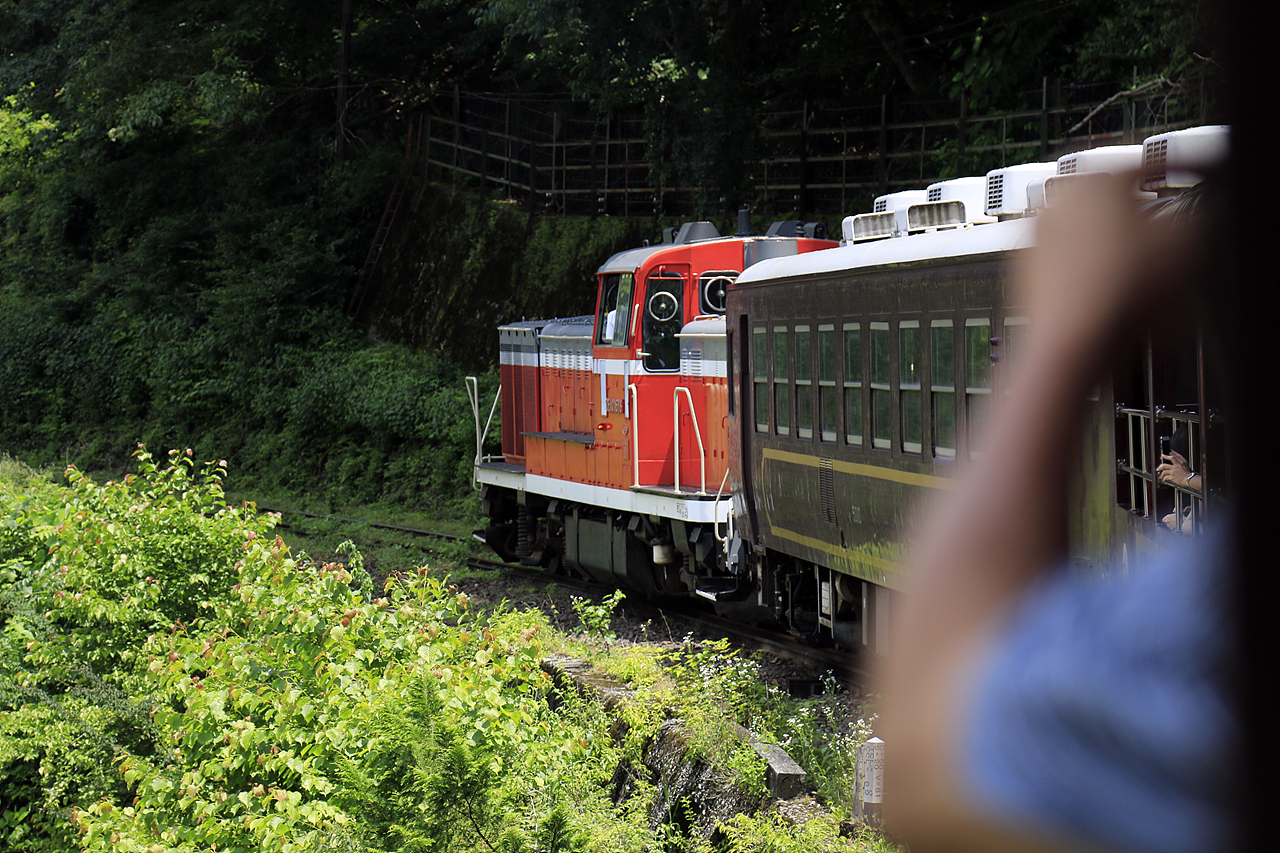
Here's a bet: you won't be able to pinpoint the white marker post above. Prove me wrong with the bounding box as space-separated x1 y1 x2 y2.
856 737 885 822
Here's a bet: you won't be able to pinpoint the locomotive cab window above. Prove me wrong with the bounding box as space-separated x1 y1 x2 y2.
642 271 684 370
870 322 891 450
796 325 813 439
774 326 790 436
931 319 956 459
753 327 768 433
844 323 863 446
699 271 736 315
819 325 837 442
596 272 634 347
900 320 922 454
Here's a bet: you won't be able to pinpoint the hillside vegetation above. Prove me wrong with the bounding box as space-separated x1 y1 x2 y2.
0 0 1218 506
0 450 882 852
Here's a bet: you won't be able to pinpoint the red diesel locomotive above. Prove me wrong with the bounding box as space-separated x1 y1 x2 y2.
470 220 837 598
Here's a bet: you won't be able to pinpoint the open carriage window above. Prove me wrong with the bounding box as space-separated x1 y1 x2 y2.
596 272 634 346
1115 332 1209 536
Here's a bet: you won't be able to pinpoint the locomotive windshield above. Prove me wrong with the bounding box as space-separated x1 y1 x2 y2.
642 270 684 370
699 271 736 314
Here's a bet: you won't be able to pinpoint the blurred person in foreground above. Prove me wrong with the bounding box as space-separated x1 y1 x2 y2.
881 172 1235 853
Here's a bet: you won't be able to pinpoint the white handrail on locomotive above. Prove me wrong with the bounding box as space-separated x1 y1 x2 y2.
627 382 640 487
673 385 708 495
713 466 733 545
465 376 502 491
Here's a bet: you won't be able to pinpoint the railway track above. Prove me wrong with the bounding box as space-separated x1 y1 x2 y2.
261 506 868 685
259 506 468 542
465 556 869 685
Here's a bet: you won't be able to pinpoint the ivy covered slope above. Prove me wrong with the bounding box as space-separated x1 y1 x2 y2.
0 449 650 852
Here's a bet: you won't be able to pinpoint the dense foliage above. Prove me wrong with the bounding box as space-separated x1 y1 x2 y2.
0 451 881 852
0 0 1221 505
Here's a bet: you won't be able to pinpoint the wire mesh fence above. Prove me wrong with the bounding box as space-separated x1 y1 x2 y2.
421 76 1223 220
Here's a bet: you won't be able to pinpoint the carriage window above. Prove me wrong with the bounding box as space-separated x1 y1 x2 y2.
843 323 863 446
796 326 813 439
931 320 956 459
699 271 736 315
1003 316 1029 379
900 321 921 454
819 325 837 442
871 322 891 450
965 318 992 457
596 272 634 346
642 271 683 371
753 327 768 433
774 326 790 436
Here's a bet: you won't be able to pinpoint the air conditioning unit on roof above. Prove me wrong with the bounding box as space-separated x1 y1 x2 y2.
923 176 995 226
1057 144 1144 175
985 163 1056 218
1141 125 1229 193
872 190 928 214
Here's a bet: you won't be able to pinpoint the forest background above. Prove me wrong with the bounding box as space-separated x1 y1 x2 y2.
0 0 1220 514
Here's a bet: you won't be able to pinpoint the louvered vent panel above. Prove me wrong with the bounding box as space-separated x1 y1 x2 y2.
820 458 835 524
1144 139 1168 183
986 174 1004 214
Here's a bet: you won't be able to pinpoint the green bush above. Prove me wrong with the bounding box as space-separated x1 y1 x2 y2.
0 450 667 852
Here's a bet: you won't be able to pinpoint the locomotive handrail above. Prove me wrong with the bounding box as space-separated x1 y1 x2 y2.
673 386 707 495
465 376 502 491
628 383 640 486
714 468 732 544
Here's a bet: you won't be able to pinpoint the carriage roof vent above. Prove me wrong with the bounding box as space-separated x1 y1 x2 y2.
906 200 967 233
862 190 930 239
1140 125 1229 194
923 176 995 225
843 212 895 243
985 163 1057 218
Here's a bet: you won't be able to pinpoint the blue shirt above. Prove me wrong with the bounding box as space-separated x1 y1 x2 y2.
965 528 1236 853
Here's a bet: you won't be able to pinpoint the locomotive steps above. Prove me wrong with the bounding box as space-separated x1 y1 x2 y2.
542 655 826 842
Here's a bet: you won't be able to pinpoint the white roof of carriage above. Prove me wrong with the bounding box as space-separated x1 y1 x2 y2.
735 217 1036 286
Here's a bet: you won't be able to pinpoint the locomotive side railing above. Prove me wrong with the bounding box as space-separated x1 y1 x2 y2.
673 386 708 496
465 377 503 491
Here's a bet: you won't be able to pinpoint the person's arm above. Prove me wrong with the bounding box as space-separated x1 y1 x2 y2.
880 173 1198 852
